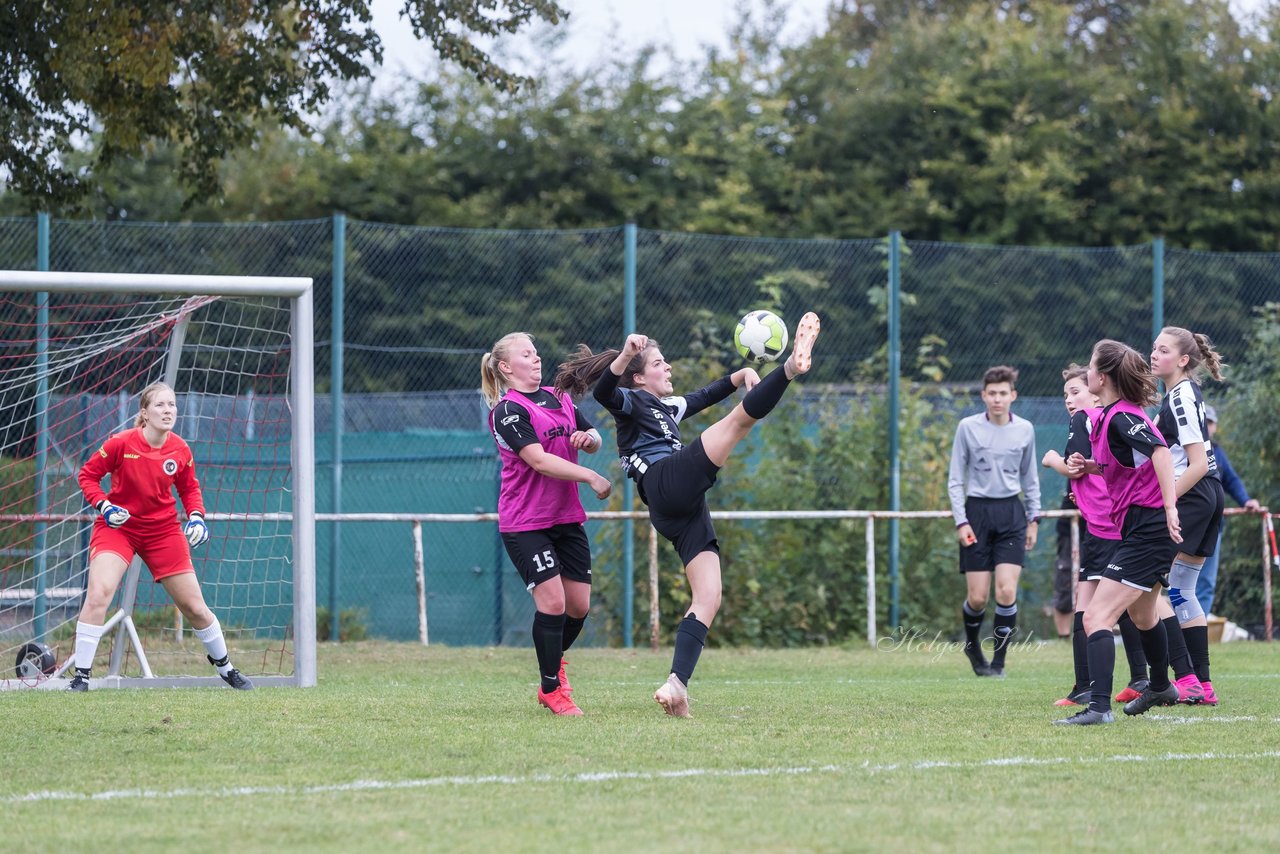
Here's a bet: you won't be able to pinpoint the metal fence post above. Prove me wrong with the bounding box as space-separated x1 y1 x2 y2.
330 212 346 642
623 223 637 647
888 231 902 629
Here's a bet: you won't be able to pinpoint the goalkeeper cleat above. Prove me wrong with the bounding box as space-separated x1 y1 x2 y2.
654 673 691 718
1174 673 1205 705
538 684 583 716
1053 708 1114 726
213 661 254 690
1114 678 1150 703
67 670 90 692
558 658 572 697
1054 685 1092 707
1123 682 1180 716
1200 680 1219 706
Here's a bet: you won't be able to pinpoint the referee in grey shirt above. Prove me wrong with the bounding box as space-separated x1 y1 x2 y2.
948 365 1041 678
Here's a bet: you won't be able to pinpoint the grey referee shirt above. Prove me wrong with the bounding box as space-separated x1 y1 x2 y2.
947 413 1041 526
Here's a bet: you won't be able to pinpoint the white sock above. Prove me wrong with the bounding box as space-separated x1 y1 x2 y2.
194 618 232 675
74 621 107 672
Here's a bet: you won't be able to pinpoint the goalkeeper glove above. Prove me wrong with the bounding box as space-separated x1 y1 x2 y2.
183 512 209 548
96 500 130 528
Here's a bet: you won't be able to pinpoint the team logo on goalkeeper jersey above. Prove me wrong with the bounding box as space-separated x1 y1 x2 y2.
163 459 178 476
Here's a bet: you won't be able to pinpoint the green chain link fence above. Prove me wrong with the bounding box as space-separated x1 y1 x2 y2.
2 216 1278 646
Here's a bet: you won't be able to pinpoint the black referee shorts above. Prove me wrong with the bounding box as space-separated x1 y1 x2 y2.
959 495 1027 573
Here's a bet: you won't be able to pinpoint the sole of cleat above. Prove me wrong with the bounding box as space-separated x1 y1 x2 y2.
654 675 690 718
790 312 820 374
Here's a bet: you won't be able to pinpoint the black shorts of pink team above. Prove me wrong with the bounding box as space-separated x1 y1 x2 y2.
1177 477 1226 558
637 436 720 567
1078 526 1120 585
502 523 592 590
959 495 1027 573
1101 505 1177 592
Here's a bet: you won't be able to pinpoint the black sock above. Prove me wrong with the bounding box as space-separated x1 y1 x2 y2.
1085 630 1115 713
1072 612 1089 690
670 613 709 686
962 600 986 657
741 364 793 419
1183 624 1211 683
1163 616 1194 680
532 611 566 694
562 615 586 652
1117 611 1149 683
991 601 1018 668
1140 622 1171 691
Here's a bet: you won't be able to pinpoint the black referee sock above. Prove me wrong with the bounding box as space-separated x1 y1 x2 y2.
1163 616 1195 680
1183 624 1211 683
962 600 986 654
1071 612 1089 690
670 614 709 686
562 615 586 652
1117 611 1149 683
741 364 792 420
991 602 1018 668
1140 621 1172 692
1085 630 1116 713
532 611 567 694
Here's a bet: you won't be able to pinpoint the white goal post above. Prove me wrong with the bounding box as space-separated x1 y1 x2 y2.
0 270 315 690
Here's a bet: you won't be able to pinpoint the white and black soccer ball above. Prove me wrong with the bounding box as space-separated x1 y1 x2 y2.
734 310 788 364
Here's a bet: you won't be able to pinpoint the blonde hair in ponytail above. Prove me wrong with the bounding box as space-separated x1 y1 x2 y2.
480 332 534 408
135 382 175 428
1160 326 1225 382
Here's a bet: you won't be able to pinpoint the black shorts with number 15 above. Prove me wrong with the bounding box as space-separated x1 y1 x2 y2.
502 523 593 591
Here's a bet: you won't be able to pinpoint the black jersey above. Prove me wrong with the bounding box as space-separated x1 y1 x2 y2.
593 369 737 479
491 388 594 453
1155 379 1219 480
1102 406 1166 468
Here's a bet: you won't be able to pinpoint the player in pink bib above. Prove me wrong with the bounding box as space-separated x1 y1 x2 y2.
482 332 612 717
1055 340 1181 726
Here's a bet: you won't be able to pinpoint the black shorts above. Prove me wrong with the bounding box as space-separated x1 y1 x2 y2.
501 523 592 591
1079 526 1120 584
959 496 1027 573
639 437 720 567
1175 477 1225 558
1101 505 1175 592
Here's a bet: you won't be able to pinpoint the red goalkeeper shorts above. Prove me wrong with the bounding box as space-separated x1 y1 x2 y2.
89 521 193 581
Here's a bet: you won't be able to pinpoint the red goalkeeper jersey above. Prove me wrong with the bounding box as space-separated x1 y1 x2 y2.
79 428 205 525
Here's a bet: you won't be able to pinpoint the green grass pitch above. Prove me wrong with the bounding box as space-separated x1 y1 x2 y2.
4 640 1279 851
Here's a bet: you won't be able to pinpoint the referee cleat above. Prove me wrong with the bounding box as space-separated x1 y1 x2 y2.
67 671 90 692
538 684 583 716
558 658 572 697
1174 673 1205 705
654 673 691 718
964 643 993 677
1054 685 1092 707
788 312 821 376
1053 708 1114 726
1200 680 1219 706
985 663 1006 679
1114 678 1150 703
1122 682 1180 716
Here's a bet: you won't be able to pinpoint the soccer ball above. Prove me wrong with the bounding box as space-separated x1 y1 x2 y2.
734 310 788 363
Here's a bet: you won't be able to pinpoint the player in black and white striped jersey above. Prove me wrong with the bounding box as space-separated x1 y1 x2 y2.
1146 326 1227 708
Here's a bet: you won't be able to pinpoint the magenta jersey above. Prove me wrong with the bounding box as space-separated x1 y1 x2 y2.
1073 408 1120 539
489 387 588 533
1090 400 1165 532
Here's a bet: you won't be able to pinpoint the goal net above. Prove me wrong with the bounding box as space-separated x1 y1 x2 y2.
0 271 315 689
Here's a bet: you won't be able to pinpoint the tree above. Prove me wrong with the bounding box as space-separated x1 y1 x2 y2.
0 0 566 211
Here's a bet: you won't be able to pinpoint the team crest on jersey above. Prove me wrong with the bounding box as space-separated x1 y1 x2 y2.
163 459 178 476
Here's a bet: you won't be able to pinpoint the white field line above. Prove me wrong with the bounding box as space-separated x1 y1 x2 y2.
7 750 1280 805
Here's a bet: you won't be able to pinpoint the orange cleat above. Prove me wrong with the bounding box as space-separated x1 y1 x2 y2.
538 684 583 716
558 658 572 697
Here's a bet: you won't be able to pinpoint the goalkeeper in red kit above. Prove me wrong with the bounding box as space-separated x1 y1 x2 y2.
68 381 253 691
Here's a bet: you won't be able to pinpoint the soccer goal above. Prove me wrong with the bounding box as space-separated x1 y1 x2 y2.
0 270 315 690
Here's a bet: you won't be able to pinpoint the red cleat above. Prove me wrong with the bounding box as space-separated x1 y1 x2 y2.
1114 679 1149 703
538 684 583 716
558 658 572 697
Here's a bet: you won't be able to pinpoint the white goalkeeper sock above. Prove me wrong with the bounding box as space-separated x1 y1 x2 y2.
74 621 107 672
194 618 232 675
